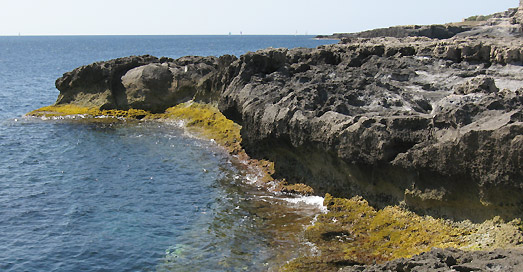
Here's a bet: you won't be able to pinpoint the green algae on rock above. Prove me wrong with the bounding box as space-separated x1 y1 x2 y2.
27 104 151 119
282 194 523 271
27 102 243 154
160 102 243 154
27 102 284 188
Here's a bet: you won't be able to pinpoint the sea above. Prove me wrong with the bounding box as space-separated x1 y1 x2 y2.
0 35 338 271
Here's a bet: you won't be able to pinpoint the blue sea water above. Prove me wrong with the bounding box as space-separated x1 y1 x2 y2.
0 36 337 271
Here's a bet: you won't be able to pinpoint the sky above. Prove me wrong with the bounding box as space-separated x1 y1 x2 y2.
0 0 519 35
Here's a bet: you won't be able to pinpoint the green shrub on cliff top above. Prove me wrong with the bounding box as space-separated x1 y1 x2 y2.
464 14 493 21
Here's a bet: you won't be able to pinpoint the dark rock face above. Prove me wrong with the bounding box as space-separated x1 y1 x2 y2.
215 38 523 221
341 248 523 272
55 55 161 110
52 6 523 221
55 55 238 112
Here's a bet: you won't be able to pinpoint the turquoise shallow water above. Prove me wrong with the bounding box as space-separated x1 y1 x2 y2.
0 36 336 271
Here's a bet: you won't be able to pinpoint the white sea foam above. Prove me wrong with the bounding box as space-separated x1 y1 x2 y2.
160 119 200 140
304 241 321 255
281 195 327 212
245 173 260 184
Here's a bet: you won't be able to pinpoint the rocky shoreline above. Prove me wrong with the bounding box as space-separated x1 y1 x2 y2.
342 247 523 272
30 2 523 271
316 3 522 40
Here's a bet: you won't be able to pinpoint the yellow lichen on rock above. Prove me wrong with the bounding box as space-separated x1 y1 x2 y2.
283 194 473 270
27 104 102 117
27 104 151 119
343 203 467 263
101 108 151 118
284 193 523 271
160 102 243 154
273 180 315 196
460 217 523 250
28 103 242 154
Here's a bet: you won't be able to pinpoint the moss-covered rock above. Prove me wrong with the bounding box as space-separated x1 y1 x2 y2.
27 104 151 119
159 102 242 154
283 193 523 271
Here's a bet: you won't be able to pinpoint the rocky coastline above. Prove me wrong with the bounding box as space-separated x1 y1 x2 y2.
29 2 523 271
341 247 523 272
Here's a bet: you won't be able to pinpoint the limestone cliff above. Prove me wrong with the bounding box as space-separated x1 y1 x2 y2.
46 6 523 222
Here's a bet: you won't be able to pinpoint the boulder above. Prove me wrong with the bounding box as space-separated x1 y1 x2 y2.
454 76 499 95
122 63 174 113
55 55 160 109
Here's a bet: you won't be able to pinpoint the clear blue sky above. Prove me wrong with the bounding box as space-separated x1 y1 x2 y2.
0 0 518 35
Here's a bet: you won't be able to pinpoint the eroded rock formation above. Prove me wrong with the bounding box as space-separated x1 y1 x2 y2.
51 5 523 222
217 38 522 221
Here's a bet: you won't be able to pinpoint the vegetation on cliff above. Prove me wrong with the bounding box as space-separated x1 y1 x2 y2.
464 14 494 22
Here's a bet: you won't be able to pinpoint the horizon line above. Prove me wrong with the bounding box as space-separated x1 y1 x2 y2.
0 33 322 37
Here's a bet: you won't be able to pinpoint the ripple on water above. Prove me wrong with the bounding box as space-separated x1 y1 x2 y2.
0 35 338 271
0 119 325 271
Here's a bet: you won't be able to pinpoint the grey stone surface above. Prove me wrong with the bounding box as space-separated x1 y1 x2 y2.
341 248 523 272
